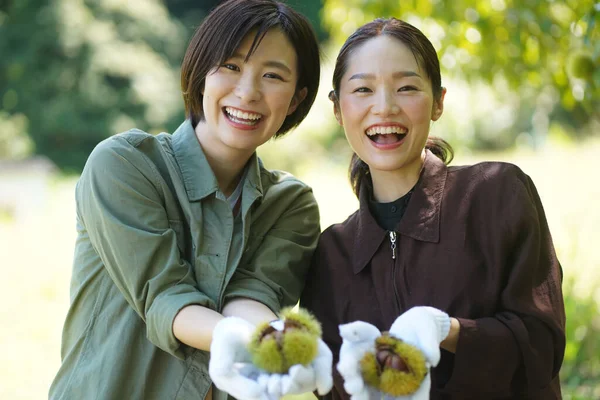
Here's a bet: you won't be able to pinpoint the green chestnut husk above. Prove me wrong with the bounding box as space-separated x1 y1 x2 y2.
248 307 322 373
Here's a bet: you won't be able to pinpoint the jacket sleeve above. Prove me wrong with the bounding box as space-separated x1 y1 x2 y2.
444 169 566 397
222 183 320 313
77 137 214 359
300 228 347 399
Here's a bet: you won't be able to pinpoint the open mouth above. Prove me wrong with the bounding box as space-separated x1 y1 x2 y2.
223 106 263 126
365 125 408 144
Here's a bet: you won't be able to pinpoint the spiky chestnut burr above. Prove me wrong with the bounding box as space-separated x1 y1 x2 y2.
248 307 322 373
360 333 427 396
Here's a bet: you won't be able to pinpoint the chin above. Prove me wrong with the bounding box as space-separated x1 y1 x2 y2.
221 133 257 149
227 141 257 152
362 157 405 172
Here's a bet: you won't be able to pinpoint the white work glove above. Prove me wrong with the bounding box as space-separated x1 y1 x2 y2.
337 321 382 400
337 307 451 400
389 306 451 369
384 306 450 400
209 317 263 400
209 317 333 400
280 338 333 396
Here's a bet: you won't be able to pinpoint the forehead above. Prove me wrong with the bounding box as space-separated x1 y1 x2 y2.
235 29 298 66
344 35 421 76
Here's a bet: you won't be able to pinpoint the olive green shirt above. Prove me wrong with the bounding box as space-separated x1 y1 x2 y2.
49 120 320 399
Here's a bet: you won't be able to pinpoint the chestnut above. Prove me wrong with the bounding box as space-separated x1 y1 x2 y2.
360 332 427 396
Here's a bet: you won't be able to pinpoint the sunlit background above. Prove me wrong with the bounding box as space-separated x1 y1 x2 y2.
1 1 599 399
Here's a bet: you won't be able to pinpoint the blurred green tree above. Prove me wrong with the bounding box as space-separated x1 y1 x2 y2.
322 0 599 150
163 0 328 42
285 0 329 41
0 0 327 172
163 0 220 33
0 0 187 172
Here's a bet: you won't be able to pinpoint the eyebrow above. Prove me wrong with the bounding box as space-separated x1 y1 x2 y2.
348 71 422 81
231 53 292 75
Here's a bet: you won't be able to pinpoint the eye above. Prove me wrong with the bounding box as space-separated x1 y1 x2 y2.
221 63 240 72
398 85 417 92
264 72 284 81
352 87 372 93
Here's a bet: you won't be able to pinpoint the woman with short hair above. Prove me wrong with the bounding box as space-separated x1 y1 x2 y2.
50 1 325 399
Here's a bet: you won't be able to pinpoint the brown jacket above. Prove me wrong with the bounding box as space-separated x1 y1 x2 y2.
300 151 565 399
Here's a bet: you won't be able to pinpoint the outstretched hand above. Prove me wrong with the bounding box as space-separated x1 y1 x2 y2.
209 317 264 400
209 316 333 400
337 321 382 400
336 307 451 400
389 306 451 368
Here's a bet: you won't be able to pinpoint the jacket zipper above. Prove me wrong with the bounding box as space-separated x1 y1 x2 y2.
389 231 396 259
389 231 401 312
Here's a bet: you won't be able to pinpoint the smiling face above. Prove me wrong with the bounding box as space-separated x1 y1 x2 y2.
335 34 445 179
195 28 307 160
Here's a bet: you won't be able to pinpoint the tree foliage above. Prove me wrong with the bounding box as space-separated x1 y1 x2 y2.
0 0 187 172
0 0 327 172
322 0 599 148
2 1 597 169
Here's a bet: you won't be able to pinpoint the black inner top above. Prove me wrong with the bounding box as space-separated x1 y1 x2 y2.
368 188 414 231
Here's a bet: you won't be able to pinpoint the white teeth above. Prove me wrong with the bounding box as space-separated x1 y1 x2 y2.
229 116 257 125
225 107 262 120
365 125 408 136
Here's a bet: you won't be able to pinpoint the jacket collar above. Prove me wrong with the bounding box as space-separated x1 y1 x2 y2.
171 119 263 202
352 150 447 274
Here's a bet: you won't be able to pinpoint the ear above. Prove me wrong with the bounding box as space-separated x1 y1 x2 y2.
431 87 446 121
287 87 308 115
329 90 343 126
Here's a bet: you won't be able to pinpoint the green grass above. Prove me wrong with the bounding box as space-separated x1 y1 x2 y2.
1 140 598 399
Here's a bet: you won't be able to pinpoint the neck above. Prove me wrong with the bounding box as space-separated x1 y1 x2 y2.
194 123 252 197
209 155 248 197
370 150 426 202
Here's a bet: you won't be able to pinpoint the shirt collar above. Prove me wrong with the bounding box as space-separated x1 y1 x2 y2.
352 150 447 274
171 119 263 202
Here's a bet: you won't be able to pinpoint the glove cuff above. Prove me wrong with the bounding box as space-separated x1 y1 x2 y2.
434 311 451 343
417 306 452 343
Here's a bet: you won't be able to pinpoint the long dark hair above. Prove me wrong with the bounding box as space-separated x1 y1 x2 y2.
331 18 454 197
181 0 320 137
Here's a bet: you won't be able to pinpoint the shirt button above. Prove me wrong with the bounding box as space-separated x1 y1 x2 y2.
391 206 397 212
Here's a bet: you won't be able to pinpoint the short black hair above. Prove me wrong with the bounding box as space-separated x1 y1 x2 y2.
181 0 321 137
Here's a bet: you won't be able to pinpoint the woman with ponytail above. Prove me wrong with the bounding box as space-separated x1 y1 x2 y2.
301 18 565 399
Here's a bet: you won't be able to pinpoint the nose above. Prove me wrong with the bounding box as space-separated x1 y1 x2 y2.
234 75 261 103
372 90 399 116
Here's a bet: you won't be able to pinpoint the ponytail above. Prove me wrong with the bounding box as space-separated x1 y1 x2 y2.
349 136 454 198
426 136 454 165
348 153 370 199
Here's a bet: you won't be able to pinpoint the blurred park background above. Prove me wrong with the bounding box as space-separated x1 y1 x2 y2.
0 0 599 398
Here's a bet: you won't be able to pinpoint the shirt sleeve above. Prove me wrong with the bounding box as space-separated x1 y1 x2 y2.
444 170 566 397
76 137 215 359
222 183 320 314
